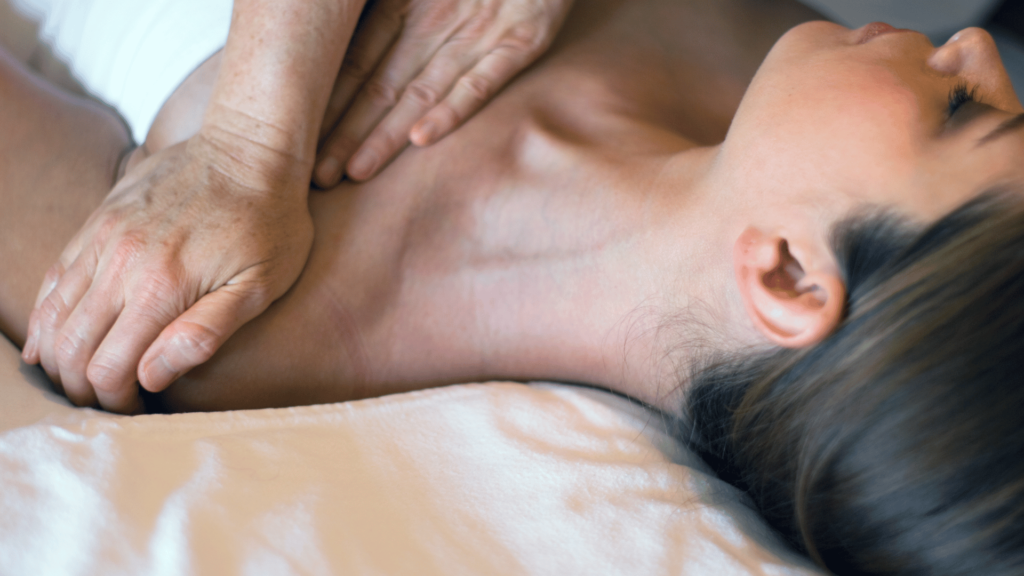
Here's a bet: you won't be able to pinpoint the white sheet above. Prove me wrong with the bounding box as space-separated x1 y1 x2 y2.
0 335 823 576
4 0 231 142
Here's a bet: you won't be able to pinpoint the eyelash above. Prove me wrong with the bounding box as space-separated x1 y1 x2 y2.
947 82 979 117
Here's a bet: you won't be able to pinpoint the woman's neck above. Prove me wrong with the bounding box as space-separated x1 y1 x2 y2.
380 135 743 413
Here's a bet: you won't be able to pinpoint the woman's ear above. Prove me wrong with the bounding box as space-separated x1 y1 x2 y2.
733 227 846 348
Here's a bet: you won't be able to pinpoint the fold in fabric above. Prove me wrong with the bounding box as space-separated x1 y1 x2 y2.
0 332 821 575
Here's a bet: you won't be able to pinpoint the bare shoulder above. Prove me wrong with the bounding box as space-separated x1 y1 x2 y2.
519 0 824 145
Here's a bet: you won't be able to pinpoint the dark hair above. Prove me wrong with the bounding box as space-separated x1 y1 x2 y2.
684 191 1024 575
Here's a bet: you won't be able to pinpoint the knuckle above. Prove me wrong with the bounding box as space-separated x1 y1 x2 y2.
38 292 69 326
228 277 276 312
404 81 442 107
458 73 494 103
245 281 276 306
86 357 125 393
42 264 64 286
505 23 548 54
109 233 147 270
169 322 221 365
93 206 134 247
94 214 120 245
54 330 86 369
415 2 457 31
134 269 181 307
364 79 400 108
462 6 499 38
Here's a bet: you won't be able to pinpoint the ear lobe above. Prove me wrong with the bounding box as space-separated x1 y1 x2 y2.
734 227 846 348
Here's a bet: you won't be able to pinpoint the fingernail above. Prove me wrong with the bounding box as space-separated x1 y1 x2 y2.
316 157 341 186
412 121 436 146
348 151 378 180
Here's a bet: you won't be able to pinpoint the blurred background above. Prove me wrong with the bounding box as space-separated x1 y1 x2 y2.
799 0 1024 96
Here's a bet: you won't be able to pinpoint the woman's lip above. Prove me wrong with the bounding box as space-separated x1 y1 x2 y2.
856 22 910 44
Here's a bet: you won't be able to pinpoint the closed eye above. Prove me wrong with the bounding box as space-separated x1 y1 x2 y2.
947 82 980 118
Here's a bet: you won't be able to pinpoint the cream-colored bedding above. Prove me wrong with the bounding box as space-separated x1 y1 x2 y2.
0 335 823 575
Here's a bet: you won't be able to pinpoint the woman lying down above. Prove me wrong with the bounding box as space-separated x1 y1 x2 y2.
1 0 1023 573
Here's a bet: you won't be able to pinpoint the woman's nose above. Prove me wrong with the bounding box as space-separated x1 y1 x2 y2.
930 28 1000 76
929 27 1022 112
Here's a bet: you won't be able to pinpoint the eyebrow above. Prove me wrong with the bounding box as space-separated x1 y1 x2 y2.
978 112 1024 146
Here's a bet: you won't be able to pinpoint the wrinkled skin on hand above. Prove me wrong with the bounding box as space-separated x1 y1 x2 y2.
314 0 575 185
22 131 314 414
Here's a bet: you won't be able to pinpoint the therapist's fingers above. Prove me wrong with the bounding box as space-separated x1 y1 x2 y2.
22 264 63 364
82 284 186 413
24 226 90 363
318 2 404 143
138 277 273 393
345 40 537 182
314 1 406 188
316 33 453 184
32 255 97 385
344 43 479 179
315 0 573 186
51 283 122 407
410 43 535 147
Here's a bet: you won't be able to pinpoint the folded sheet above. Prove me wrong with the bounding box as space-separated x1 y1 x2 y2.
0 336 821 576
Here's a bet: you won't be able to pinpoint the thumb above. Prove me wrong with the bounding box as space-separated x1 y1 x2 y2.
137 280 271 392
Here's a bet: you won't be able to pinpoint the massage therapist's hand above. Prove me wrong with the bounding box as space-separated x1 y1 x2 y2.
21 131 314 413
313 0 575 185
